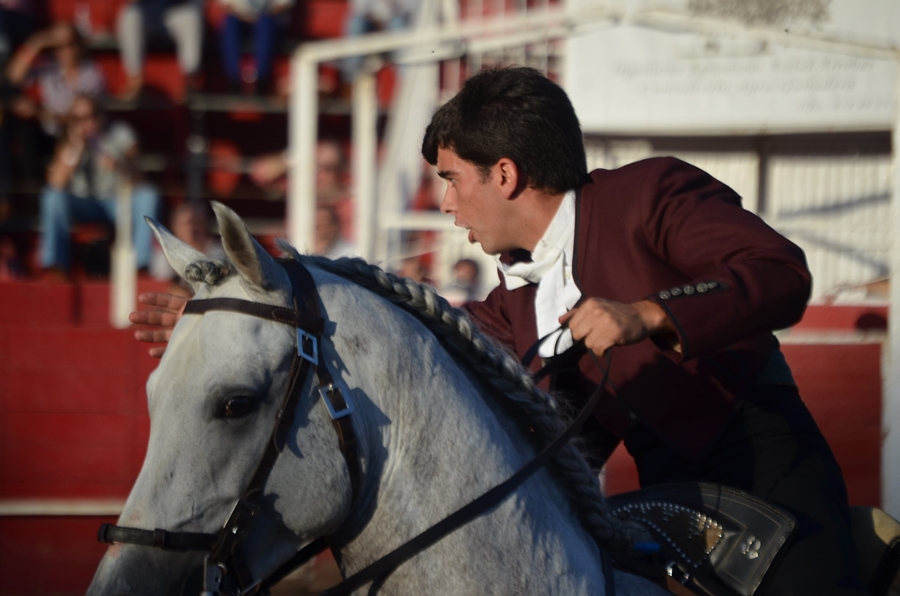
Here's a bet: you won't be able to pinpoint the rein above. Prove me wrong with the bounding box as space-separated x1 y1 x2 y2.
98 260 618 596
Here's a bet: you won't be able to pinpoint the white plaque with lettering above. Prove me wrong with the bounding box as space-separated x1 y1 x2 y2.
565 0 899 134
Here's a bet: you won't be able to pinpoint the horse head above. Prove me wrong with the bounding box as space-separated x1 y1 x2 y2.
88 203 356 595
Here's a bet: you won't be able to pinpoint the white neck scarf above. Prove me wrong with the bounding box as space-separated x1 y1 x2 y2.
495 191 582 357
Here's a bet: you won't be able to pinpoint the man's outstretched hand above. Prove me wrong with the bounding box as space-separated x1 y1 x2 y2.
130 292 188 358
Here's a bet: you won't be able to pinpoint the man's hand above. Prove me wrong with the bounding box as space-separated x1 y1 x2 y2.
558 298 676 358
130 292 188 358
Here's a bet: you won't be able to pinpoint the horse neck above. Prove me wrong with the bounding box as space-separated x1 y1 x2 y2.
319 278 603 593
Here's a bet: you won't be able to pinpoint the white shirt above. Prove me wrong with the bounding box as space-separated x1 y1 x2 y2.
495 190 582 357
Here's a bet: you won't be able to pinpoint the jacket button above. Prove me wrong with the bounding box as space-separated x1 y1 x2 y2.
697 282 708 293
683 285 695 295
670 287 683 296
707 281 718 289
659 290 671 300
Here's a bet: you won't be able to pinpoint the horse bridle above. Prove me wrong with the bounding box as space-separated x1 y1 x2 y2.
99 259 361 595
98 259 617 596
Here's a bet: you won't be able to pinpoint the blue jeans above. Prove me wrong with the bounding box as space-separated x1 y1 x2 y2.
220 13 279 84
40 184 160 272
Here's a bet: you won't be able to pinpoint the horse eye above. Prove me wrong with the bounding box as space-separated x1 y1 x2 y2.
222 396 256 418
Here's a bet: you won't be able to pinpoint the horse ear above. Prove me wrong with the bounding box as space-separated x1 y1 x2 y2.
145 216 206 293
211 201 282 290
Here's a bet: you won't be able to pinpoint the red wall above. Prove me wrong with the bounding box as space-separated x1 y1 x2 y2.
0 280 162 594
0 285 887 595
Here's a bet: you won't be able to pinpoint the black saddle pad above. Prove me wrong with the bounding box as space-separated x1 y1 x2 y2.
606 482 797 596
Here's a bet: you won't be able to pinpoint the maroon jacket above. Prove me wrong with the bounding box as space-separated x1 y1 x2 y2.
465 157 812 460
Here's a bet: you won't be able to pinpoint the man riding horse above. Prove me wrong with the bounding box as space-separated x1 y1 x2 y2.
132 66 866 594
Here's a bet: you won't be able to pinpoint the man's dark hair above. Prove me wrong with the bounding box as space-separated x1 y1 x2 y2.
421 66 588 193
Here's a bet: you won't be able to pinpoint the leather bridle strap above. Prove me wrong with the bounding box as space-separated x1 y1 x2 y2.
181 297 325 335
318 350 613 596
97 259 360 595
198 259 357 593
97 523 217 552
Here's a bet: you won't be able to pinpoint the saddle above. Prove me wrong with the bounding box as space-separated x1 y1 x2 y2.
605 483 796 596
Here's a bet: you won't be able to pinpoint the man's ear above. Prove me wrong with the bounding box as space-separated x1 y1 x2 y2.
495 157 526 199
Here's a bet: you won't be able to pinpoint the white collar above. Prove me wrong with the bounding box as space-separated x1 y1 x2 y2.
495 190 576 290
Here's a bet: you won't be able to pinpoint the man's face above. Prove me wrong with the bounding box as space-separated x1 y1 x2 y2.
316 142 343 195
437 147 513 255
314 206 339 248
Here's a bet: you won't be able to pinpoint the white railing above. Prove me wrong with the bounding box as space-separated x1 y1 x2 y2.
286 0 623 269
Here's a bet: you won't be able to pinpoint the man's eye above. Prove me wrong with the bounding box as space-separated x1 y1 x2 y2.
220 396 257 419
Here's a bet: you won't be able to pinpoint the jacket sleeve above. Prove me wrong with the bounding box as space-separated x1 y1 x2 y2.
639 158 812 361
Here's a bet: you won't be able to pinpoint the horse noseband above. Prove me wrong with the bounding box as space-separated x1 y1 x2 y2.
97 259 362 596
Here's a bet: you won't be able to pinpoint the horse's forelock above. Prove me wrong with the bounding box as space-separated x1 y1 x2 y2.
184 260 233 286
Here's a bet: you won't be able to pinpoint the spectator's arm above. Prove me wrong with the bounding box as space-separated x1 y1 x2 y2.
46 136 83 190
6 34 45 85
249 151 289 190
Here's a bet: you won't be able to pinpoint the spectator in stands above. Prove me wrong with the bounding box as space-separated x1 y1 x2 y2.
116 0 204 101
339 0 421 84
249 138 354 235
39 94 160 275
6 22 106 136
249 139 347 196
314 203 354 259
396 254 433 285
216 0 294 96
5 22 106 186
441 257 481 306
151 201 225 295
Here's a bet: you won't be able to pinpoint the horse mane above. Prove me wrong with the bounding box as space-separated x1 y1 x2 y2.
262 244 649 552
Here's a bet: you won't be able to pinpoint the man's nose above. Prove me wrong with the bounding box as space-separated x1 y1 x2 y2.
439 188 455 214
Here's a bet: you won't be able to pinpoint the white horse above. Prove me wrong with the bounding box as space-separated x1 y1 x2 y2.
86 203 670 596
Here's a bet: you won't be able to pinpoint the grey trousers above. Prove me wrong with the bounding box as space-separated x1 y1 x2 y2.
116 0 203 77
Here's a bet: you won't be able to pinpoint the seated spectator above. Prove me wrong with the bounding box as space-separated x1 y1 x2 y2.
340 0 421 84
314 203 354 259
314 138 349 204
116 0 204 101
441 257 481 306
395 254 433 285
40 94 160 275
249 138 355 236
5 22 106 186
249 139 347 196
216 0 294 96
150 201 225 295
6 22 106 136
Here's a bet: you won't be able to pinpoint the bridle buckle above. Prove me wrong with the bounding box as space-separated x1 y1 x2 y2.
296 329 318 364
320 383 354 420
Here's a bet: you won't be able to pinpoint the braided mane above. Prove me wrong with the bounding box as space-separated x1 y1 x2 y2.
274 244 647 551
